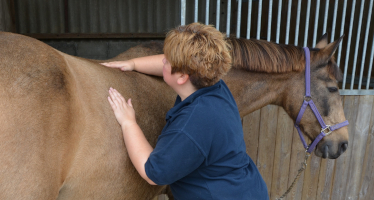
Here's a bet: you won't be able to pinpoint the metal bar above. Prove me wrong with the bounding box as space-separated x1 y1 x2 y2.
194 0 198 22
246 0 253 39
358 0 373 89
331 0 339 42
337 0 348 67
285 0 292 44
312 0 320 47
323 0 329 35
342 0 356 90
349 0 365 90
236 0 242 38
205 0 210 25
257 0 262 40
294 0 302 45
267 0 273 41
276 0 282 43
304 0 311 47
367 37 374 89
216 0 220 30
181 0 186 25
226 0 231 37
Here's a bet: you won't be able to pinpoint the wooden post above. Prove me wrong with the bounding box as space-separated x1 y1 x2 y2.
243 109 261 164
301 153 322 200
316 158 336 200
270 107 293 199
331 96 360 200
345 95 373 199
256 105 279 196
286 129 307 200
358 96 374 199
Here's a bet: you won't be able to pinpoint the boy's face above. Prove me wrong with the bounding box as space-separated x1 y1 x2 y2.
162 57 180 89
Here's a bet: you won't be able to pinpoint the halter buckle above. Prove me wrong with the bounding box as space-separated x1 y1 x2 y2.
304 96 312 101
321 125 332 136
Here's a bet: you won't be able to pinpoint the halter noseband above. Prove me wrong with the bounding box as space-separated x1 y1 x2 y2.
294 47 349 154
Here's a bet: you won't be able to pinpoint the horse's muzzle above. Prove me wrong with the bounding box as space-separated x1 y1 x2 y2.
317 141 348 159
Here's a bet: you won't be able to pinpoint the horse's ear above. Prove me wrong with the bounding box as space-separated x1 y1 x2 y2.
320 35 344 61
315 33 329 49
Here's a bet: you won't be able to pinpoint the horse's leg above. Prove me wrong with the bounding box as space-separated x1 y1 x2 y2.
0 74 70 199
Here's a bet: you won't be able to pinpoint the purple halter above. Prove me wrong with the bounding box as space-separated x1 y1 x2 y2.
294 47 349 154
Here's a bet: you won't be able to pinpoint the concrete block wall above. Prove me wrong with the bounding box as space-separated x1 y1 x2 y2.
43 39 164 60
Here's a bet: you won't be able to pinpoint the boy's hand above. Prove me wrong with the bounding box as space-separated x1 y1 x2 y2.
108 87 136 127
101 60 135 71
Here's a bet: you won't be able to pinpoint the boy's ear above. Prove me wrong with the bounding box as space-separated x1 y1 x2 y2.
177 74 190 85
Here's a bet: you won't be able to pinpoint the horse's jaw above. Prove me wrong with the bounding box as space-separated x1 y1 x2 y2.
223 69 290 117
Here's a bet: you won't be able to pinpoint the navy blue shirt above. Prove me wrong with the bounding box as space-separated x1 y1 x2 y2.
145 80 269 200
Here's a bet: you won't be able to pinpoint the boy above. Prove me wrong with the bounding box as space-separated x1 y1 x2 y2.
104 23 269 199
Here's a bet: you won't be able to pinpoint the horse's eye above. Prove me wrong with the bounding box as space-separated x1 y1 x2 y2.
328 87 338 93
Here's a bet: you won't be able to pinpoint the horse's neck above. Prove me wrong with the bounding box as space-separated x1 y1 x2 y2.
223 69 293 117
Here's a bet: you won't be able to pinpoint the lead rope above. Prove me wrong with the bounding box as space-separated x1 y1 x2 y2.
275 151 311 200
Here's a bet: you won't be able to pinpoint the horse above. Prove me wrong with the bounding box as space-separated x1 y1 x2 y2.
0 32 348 199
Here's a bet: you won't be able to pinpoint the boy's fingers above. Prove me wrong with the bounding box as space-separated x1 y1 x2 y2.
113 89 126 102
107 96 116 109
101 62 120 68
109 88 130 107
128 99 133 107
112 89 121 99
101 63 110 66
109 89 121 106
109 89 116 99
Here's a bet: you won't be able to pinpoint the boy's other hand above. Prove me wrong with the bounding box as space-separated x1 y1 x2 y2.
101 60 135 71
108 87 137 128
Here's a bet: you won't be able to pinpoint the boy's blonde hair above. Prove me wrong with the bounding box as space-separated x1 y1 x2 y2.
163 22 232 89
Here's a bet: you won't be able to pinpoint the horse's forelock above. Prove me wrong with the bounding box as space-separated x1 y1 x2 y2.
228 38 304 73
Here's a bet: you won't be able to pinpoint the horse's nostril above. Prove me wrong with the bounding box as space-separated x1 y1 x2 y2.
340 142 348 153
322 145 329 158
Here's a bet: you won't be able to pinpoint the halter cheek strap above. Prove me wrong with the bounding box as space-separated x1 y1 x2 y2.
294 47 349 154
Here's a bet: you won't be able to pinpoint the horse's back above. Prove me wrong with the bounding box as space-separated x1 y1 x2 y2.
0 32 170 199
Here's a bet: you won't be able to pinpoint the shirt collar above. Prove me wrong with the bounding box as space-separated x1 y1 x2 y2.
165 80 223 121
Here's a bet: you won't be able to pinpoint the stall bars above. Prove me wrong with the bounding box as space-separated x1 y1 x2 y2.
180 0 374 96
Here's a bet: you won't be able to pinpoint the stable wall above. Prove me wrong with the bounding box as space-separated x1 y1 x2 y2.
243 97 374 200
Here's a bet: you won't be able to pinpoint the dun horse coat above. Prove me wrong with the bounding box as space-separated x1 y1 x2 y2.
0 32 348 199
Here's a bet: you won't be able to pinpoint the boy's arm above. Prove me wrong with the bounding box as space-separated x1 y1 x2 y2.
101 54 164 77
108 87 156 185
121 122 156 185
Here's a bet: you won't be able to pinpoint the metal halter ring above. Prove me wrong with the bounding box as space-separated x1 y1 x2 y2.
304 96 312 101
321 125 332 136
